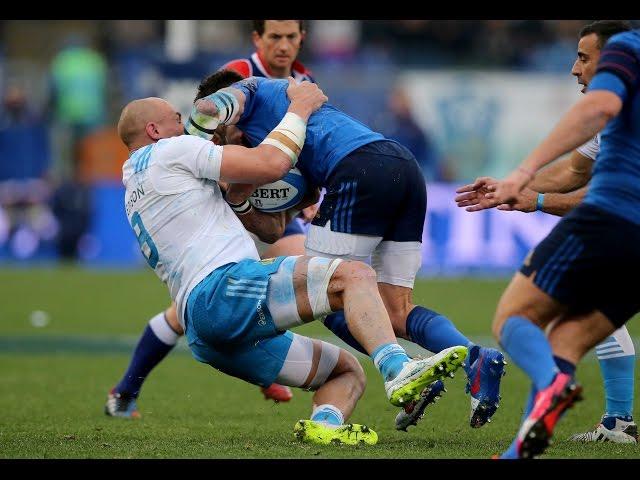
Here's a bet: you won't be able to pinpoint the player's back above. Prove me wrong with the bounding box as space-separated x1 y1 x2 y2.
122 135 260 326
586 29 640 225
233 77 385 186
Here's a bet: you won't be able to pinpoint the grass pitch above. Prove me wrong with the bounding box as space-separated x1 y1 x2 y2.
1 267 638 458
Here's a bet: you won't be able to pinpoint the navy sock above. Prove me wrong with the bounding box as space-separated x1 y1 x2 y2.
553 355 576 376
323 311 367 355
406 306 474 353
500 316 558 391
115 322 176 397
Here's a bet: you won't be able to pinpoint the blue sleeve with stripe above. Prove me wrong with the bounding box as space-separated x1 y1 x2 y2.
231 77 263 121
589 40 640 102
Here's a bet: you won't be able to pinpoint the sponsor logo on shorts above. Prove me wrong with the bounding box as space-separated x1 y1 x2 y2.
256 300 267 326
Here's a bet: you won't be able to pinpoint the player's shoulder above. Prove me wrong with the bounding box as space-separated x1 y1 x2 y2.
155 135 212 158
605 29 640 50
292 60 315 83
220 58 253 78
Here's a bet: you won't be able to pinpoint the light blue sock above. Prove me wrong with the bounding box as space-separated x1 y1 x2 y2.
500 316 558 391
599 355 635 418
371 343 410 382
311 404 344 427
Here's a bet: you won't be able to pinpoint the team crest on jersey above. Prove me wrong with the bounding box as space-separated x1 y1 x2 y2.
259 258 277 265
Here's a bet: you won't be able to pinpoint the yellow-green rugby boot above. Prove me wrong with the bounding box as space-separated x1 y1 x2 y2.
294 420 378 445
385 346 468 407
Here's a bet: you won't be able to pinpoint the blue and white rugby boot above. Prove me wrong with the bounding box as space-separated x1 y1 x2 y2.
105 388 141 419
465 346 507 428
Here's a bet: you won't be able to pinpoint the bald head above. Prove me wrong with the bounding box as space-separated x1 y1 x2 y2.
117 97 183 150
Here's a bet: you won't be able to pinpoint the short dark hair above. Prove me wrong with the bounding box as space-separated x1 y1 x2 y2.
252 20 305 36
579 20 632 49
195 69 244 102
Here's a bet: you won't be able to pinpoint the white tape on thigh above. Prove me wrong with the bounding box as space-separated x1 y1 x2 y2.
275 333 314 387
308 340 341 391
306 257 343 319
274 334 340 391
371 241 422 288
267 256 303 330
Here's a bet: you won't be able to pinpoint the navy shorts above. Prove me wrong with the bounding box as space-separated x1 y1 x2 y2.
311 140 427 242
520 203 640 328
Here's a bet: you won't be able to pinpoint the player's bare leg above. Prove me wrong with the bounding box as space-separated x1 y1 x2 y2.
494 273 583 458
289 256 466 445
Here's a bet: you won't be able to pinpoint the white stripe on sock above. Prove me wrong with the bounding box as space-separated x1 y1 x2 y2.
148 312 179 346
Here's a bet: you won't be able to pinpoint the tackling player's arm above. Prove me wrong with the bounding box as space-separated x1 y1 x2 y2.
188 77 327 184
222 182 286 244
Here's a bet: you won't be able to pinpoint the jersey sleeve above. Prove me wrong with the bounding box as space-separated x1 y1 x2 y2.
576 135 599 161
589 39 640 102
171 135 223 181
230 76 262 121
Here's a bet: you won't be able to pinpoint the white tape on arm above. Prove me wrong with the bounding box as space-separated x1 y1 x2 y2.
260 112 307 166
185 89 240 140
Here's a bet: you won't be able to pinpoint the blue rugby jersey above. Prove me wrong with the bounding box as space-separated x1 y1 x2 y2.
232 77 385 187
585 30 640 225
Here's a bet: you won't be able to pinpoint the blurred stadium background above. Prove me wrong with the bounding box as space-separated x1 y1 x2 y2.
1 20 639 458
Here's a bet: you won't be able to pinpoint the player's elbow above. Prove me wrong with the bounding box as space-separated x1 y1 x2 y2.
257 228 283 245
255 214 286 244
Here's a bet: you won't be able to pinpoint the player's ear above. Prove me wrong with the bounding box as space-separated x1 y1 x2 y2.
146 122 160 140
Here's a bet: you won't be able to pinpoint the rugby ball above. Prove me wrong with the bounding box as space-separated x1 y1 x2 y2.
248 167 307 212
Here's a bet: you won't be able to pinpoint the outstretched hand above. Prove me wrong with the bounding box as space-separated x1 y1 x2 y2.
486 168 535 208
454 176 502 212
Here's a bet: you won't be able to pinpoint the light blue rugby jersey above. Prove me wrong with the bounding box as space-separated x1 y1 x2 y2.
585 30 640 225
232 77 385 186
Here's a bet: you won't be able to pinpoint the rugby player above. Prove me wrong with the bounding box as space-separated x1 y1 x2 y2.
117 82 467 445
185 69 507 431
476 28 640 458
454 20 637 445
106 20 317 417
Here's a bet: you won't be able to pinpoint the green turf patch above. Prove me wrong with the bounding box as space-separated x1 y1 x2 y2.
0 267 638 458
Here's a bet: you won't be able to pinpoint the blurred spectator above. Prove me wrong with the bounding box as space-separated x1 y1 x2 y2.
374 85 450 182
309 20 360 63
49 35 107 179
0 83 58 260
50 166 91 261
525 20 584 71
0 84 50 179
